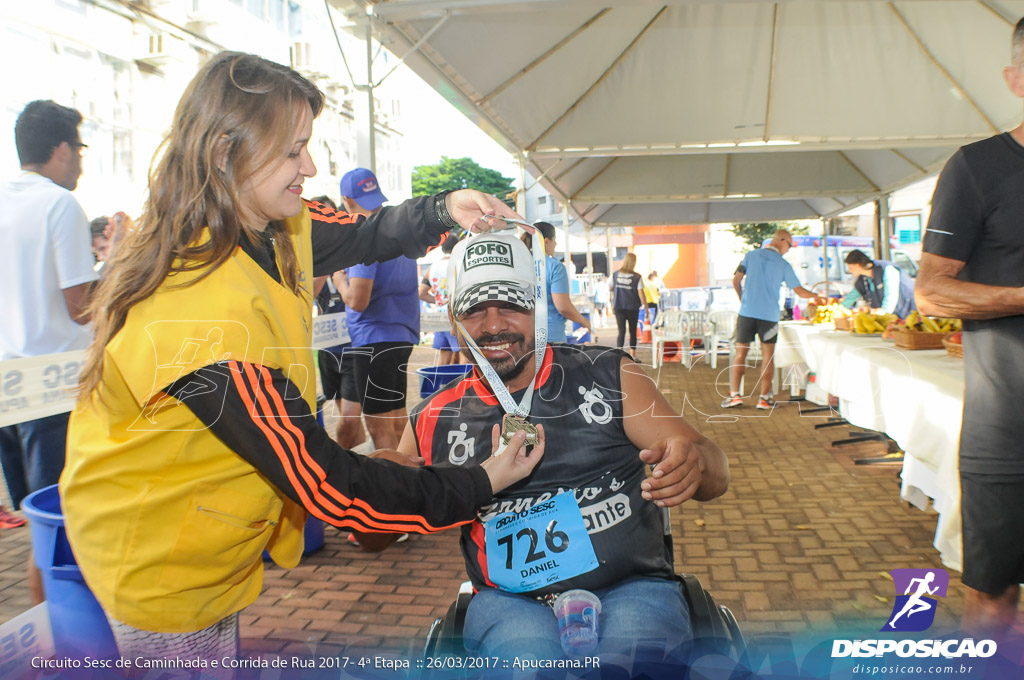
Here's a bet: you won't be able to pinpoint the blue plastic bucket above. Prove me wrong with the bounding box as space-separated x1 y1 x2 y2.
21 484 118 659
415 364 474 398
263 515 325 561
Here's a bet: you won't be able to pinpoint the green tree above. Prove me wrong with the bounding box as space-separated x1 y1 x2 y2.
732 221 808 250
412 157 516 206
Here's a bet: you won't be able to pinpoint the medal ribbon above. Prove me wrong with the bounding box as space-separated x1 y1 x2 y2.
454 230 548 422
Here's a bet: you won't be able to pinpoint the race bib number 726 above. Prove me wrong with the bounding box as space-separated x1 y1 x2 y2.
484 492 598 593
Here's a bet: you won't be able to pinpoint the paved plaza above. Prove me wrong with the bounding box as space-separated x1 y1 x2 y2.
0 343 966 658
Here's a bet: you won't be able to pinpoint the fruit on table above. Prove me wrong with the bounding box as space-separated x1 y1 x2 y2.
901 311 963 333
853 311 897 334
810 300 851 324
948 331 962 344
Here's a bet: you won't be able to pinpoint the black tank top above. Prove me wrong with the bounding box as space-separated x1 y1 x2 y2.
409 344 673 595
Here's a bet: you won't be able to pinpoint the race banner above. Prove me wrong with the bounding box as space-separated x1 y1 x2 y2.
0 351 86 428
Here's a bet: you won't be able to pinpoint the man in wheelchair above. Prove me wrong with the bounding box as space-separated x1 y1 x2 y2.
356 233 729 666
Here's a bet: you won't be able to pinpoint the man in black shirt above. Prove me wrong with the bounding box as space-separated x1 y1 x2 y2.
916 17 1024 637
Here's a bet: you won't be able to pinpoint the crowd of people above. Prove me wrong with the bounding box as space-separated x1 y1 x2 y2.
1 14 1023 672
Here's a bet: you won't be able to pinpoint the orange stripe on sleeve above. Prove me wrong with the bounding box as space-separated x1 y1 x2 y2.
252 365 468 534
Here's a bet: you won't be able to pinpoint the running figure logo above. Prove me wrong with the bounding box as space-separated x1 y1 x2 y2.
882 568 949 632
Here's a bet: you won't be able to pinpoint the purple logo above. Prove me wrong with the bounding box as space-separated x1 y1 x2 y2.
882 568 949 632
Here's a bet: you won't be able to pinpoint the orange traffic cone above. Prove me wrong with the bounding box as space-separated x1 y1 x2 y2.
641 327 652 344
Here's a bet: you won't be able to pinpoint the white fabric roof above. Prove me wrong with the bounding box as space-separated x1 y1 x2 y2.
347 0 1024 226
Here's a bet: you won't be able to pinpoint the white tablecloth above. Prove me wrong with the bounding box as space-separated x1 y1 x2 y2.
776 322 965 570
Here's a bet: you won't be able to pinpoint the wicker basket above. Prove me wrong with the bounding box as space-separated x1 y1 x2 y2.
942 337 964 358
834 316 854 331
893 329 952 350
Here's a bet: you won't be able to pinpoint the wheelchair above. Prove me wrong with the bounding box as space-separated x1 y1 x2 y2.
423 509 745 665
423 573 745 661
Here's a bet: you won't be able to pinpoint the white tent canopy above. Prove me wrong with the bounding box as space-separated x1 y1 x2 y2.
341 0 1023 225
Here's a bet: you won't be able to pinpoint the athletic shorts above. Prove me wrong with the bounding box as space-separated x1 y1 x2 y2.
736 314 779 345
432 330 461 353
317 346 358 402
960 471 1024 594
349 342 415 415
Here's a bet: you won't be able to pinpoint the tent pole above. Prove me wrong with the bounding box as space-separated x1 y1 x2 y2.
877 195 892 261
562 200 571 272
822 217 830 296
606 227 614 276
355 19 376 171
585 221 595 319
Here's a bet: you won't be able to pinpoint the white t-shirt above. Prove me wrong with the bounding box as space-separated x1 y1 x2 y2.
0 172 98 360
426 256 451 312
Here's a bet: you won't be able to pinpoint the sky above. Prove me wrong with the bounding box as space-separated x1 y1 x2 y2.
384 68 521 182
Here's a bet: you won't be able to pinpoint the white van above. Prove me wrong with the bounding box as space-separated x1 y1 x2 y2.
762 235 919 296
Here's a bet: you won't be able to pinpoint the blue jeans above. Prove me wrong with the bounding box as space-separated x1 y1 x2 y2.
464 577 691 668
0 412 70 509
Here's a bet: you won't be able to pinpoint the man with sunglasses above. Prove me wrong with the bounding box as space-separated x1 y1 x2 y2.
0 100 96 601
723 229 820 410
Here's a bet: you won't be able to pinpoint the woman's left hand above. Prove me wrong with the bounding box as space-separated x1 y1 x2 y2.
445 189 532 234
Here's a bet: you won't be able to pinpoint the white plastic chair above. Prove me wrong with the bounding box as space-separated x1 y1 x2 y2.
651 310 684 368
705 311 738 369
681 311 709 368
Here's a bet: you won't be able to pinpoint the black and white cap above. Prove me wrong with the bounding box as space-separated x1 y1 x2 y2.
448 233 536 318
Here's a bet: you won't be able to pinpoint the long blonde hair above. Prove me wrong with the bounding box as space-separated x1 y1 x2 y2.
80 52 324 395
620 252 637 274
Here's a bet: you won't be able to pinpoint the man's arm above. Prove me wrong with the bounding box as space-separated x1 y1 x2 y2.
915 253 1024 320
51 193 98 324
792 286 820 301
62 282 93 324
419 279 435 305
552 293 591 329
732 270 744 300
620 358 729 505
343 276 374 313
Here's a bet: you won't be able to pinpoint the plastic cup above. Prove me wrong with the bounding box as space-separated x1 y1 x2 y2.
552 589 602 657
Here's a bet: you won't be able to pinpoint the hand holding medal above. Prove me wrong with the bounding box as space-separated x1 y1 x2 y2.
480 424 547 492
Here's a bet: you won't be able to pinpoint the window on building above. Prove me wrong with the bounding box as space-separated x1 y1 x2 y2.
538 195 547 206
894 214 921 244
270 0 285 30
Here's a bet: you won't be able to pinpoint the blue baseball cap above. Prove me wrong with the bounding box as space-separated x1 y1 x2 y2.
340 168 387 211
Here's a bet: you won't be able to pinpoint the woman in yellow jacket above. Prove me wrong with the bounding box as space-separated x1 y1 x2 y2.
60 52 544 664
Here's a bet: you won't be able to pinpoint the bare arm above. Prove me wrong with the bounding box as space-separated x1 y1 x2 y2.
620 358 729 504
551 292 591 329
62 282 93 324
793 286 821 301
342 276 373 312
915 253 1024 320
419 282 435 305
732 271 744 300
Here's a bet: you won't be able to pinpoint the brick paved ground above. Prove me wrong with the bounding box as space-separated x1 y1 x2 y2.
0 342 964 655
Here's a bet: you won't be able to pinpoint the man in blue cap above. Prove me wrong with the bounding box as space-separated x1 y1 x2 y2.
340 166 388 212
333 168 420 450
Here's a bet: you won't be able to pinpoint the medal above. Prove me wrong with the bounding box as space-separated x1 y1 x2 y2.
501 413 540 447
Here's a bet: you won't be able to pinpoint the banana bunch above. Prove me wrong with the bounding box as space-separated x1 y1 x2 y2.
853 311 897 334
810 301 851 325
902 311 962 333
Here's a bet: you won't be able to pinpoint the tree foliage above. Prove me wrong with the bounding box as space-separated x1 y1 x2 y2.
411 156 516 206
732 221 809 250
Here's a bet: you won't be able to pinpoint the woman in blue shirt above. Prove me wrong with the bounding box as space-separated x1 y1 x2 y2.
521 222 592 343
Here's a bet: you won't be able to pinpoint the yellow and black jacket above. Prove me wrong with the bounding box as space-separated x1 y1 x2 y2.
61 198 492 632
